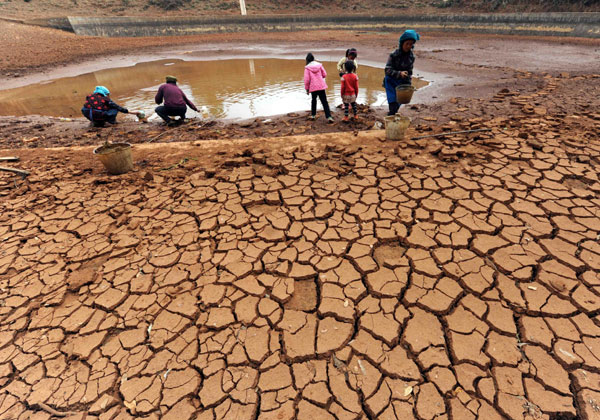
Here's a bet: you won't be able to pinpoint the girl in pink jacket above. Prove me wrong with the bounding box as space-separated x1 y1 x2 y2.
304 53 333 123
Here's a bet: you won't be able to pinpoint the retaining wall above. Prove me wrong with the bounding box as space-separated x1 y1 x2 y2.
25 17 74 32
26 13 600 38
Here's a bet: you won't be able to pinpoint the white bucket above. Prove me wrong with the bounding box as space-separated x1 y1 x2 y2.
385 115 411 141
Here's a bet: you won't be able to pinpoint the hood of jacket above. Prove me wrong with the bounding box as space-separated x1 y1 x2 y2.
305 61 323 73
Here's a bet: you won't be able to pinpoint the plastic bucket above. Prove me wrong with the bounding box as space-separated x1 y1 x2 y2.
93 142 133 175
385 115 411 141
395 85 415 104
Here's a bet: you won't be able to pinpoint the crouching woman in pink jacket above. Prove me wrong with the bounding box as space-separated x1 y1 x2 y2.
304 53 333 123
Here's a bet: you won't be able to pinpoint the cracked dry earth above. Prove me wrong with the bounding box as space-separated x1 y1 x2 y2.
1 78 600 420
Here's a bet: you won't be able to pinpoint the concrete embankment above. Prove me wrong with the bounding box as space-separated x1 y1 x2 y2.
24 13 600 38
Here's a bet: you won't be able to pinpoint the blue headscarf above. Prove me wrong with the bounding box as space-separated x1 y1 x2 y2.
93 86 110 96
399 30 420 46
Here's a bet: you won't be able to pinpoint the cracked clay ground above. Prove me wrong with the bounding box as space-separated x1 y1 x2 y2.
1 72 600 419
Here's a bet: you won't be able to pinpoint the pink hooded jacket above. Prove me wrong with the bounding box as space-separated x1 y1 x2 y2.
304 61 328 93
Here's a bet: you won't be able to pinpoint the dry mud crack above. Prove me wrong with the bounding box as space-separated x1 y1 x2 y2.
0 74 600 420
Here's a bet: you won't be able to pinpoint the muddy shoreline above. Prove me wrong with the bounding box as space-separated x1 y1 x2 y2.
1 25 599 153
1 28 599 150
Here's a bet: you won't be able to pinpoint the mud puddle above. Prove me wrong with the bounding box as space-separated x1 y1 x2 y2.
0 58 428 120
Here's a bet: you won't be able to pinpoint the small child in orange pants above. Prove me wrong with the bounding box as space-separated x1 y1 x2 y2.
340 60 358 122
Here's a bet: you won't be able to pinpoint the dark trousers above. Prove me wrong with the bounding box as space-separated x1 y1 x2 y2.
310 90 331 118
344 102 357 116
384 75 408 116
155 105 187 123
81 107 118 126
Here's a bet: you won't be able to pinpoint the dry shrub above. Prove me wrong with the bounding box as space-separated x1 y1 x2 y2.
149 0 189 10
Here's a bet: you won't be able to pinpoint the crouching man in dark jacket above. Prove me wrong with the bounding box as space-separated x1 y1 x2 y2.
155 76 199 126
384 30 420 116
82 86 129 127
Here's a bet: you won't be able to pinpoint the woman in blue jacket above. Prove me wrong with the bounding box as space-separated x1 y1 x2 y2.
384 30 420 116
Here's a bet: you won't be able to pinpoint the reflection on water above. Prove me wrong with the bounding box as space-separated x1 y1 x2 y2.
0 58 428 120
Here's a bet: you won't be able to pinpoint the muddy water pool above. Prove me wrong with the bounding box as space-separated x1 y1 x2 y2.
0 58 428 120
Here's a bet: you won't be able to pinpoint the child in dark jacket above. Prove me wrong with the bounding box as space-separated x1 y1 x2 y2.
340 60 358 122
384 29 420 116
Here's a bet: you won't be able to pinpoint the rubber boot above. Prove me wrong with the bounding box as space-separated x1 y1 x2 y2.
388 102 400 116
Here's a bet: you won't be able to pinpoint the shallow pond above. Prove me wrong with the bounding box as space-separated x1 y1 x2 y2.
0 58 428 120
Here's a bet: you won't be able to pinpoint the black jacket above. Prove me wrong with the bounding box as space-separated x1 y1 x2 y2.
106 99 128 114
385 48 415 82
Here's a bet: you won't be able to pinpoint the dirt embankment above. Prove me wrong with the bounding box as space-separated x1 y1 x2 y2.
1 20 348 77
1 0 598 19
